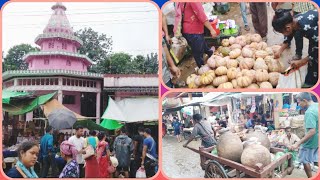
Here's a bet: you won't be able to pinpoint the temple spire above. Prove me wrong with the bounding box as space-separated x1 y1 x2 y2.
43 2 72 35
52 2 66 11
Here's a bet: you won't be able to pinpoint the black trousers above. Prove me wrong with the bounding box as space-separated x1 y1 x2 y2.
183 33 213 68
79 164 85 178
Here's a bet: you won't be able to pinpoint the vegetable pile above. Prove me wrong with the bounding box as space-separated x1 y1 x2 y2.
186 34 285 89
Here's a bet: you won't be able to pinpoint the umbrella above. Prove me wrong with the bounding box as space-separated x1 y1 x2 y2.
48 109 77 130
74 120 109 131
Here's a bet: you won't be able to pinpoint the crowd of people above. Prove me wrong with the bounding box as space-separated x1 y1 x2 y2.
5 126 158 178
162 2 318 88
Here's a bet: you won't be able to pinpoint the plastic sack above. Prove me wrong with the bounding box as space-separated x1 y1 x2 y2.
242 137 261 148
275 152 288 170
277 63 308 88
203 3 214 18
136 167 147 178
284 149 297 162
171 37 188 62
211 147 218 155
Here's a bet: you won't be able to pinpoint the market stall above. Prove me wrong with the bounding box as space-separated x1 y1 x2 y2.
100 96 159 147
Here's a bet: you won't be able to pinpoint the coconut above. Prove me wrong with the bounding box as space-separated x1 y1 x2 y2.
217 130 243 163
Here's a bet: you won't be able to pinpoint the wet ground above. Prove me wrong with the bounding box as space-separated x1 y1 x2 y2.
162 135 204 178
162 135 315 178
172 3 309 87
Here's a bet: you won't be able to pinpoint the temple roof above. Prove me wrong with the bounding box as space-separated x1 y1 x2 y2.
52 2 66 11
23 51 94 65
44 2 73 34
3 69 103 81
35 33 83 46
36 2 82 46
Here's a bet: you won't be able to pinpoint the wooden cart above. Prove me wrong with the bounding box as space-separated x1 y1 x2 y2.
187 146 294 178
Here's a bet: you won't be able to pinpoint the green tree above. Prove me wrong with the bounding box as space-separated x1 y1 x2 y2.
95 52 158 74
75 27 113 71
3 44 39 71
131 55 146 73
96 52 132 74
144 53 158 74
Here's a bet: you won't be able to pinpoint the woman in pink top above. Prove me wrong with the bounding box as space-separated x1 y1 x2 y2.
174 2 217 68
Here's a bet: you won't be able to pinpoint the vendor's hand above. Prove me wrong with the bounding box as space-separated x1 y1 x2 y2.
210 30 217 38
166 35 172 45
290 60 302 69
169 66 181 78
290 144 299 151
274 51 281 59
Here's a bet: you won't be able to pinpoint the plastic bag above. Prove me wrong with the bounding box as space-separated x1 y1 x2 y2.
136 167 147 178
171 37 188 62
82 145 94 160
242 137 261 148
277 63 308 88
202 3 214 17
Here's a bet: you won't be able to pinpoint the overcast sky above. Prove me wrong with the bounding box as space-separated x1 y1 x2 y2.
2 2 159 56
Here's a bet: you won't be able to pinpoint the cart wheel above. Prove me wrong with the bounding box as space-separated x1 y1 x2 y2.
204 160 228 178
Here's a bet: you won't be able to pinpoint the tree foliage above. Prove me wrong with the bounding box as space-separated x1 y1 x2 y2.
95 52 158 74
3 44 39 72
75 27 113 65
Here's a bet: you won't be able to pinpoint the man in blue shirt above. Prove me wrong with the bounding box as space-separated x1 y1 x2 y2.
40 126 56 177
172 117 182 142
141 128 157 178
245 115 257 129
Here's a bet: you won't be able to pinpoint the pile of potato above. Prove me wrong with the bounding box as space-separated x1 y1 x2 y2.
186 33 284 89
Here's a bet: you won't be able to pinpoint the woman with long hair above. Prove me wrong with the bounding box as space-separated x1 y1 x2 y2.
6 141 39 178
59 141 79 178
96 132 111 178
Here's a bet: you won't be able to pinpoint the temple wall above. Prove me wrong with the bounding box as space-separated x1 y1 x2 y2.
104 75 158 87
28 57 88 71
40 39 77 53
63 91 81 114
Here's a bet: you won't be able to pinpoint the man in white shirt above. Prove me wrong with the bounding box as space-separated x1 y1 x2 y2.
68 126 86 177
279 127 301 149
208 113 217 125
